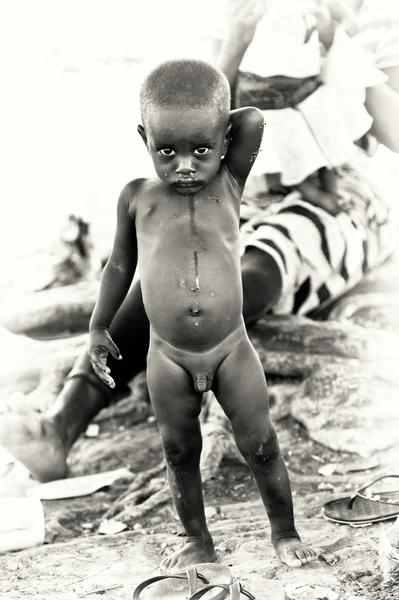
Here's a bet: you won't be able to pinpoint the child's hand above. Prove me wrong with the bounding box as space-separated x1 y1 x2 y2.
226 0 267 45
88 328 122 388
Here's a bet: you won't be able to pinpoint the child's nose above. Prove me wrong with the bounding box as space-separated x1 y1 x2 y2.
175 158 196 174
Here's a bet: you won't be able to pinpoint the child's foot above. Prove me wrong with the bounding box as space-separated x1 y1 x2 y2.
161 534 216 574
0 411 67 482
274 537 317 568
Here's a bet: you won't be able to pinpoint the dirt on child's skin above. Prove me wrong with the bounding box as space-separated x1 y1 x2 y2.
1 417 396 600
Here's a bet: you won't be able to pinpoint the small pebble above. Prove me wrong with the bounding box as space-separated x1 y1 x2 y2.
7 560 19 572
317 482 335 491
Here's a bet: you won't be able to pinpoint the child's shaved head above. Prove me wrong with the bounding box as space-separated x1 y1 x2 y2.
140 59 231 126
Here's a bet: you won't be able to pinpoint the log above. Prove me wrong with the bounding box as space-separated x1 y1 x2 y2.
249 315 398 362
0 282 99 336
0 327 87 408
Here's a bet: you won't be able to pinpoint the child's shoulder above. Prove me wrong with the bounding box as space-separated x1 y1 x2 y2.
119 177 163 202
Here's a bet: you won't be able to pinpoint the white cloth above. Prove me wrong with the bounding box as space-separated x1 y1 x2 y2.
248 26 386 184
240 1 321 78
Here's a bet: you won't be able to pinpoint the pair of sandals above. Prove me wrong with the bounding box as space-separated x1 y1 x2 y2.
132 564 274 599
323 474 399 525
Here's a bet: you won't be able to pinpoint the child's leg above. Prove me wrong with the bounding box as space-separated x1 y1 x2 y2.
146 347 216 573
213 337 316 567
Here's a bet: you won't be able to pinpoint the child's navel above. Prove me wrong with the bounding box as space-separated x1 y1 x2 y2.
189 306 201 316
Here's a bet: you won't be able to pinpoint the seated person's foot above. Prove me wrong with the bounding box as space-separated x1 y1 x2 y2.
0 410 67 482
274 537 317 568
161 534 216 574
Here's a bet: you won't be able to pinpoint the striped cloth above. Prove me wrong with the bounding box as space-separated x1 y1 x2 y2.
239 0 399 315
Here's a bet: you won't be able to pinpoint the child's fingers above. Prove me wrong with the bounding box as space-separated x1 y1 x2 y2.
90 357 116 388
94 369 116 389
106 339 123 361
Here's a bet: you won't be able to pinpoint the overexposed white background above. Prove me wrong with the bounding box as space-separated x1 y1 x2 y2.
0 0 222 291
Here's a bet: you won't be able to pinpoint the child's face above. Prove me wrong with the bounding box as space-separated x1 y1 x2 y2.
138 106 230 195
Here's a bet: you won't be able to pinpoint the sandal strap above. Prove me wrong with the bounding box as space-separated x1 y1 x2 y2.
133 570 208 599
231 582 255 600
189 582 255 600
189 584 230 600
355 474 399 505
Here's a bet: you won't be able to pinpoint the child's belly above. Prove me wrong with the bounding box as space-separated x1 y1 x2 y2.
140 241 243 351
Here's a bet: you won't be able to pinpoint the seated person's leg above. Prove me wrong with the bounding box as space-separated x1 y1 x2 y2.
0 280 150 482
212 335 316 567
241 247 283 325
319 167 337 193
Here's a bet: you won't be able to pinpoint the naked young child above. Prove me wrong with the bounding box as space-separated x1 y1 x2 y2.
88 58 316 572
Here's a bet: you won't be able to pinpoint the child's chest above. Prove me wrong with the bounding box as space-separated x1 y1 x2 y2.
135 176 241 243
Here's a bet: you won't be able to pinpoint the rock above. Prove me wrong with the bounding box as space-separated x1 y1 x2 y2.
205 506 219 520
45 518 74 544
6 560 19 572
291 362 399 455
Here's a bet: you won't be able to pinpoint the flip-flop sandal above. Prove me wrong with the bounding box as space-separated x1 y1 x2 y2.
324 474 399 525
189 582 255 600
133 564 232 599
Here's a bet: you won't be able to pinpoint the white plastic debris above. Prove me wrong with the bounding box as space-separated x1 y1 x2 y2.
85 424 100 438
98 519 128 535
27 467 131 500
318 463 338 477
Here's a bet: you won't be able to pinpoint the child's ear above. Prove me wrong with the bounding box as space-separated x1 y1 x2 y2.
137 124 148 149
222 122 232 156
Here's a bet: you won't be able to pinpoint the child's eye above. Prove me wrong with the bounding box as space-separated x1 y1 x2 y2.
159 149 175 156
194 147 210 156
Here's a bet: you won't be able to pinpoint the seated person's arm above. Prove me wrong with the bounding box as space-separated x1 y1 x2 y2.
224 107 264 187
89 184 138 386
366 65 399 153
218 0 263 103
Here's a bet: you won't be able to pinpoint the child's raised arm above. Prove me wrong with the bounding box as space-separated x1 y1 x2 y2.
89 183 138 387
224 107 264 187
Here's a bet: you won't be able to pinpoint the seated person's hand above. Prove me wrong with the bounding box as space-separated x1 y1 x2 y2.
296 176 355 216
226 0 267 44
88 328 122 388
312 0 359 50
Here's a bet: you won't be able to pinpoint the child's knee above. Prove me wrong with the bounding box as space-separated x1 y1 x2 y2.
162 434 202 468
236 426 280 464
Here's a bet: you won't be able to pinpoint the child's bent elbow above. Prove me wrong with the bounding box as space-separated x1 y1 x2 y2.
246 106 264 126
